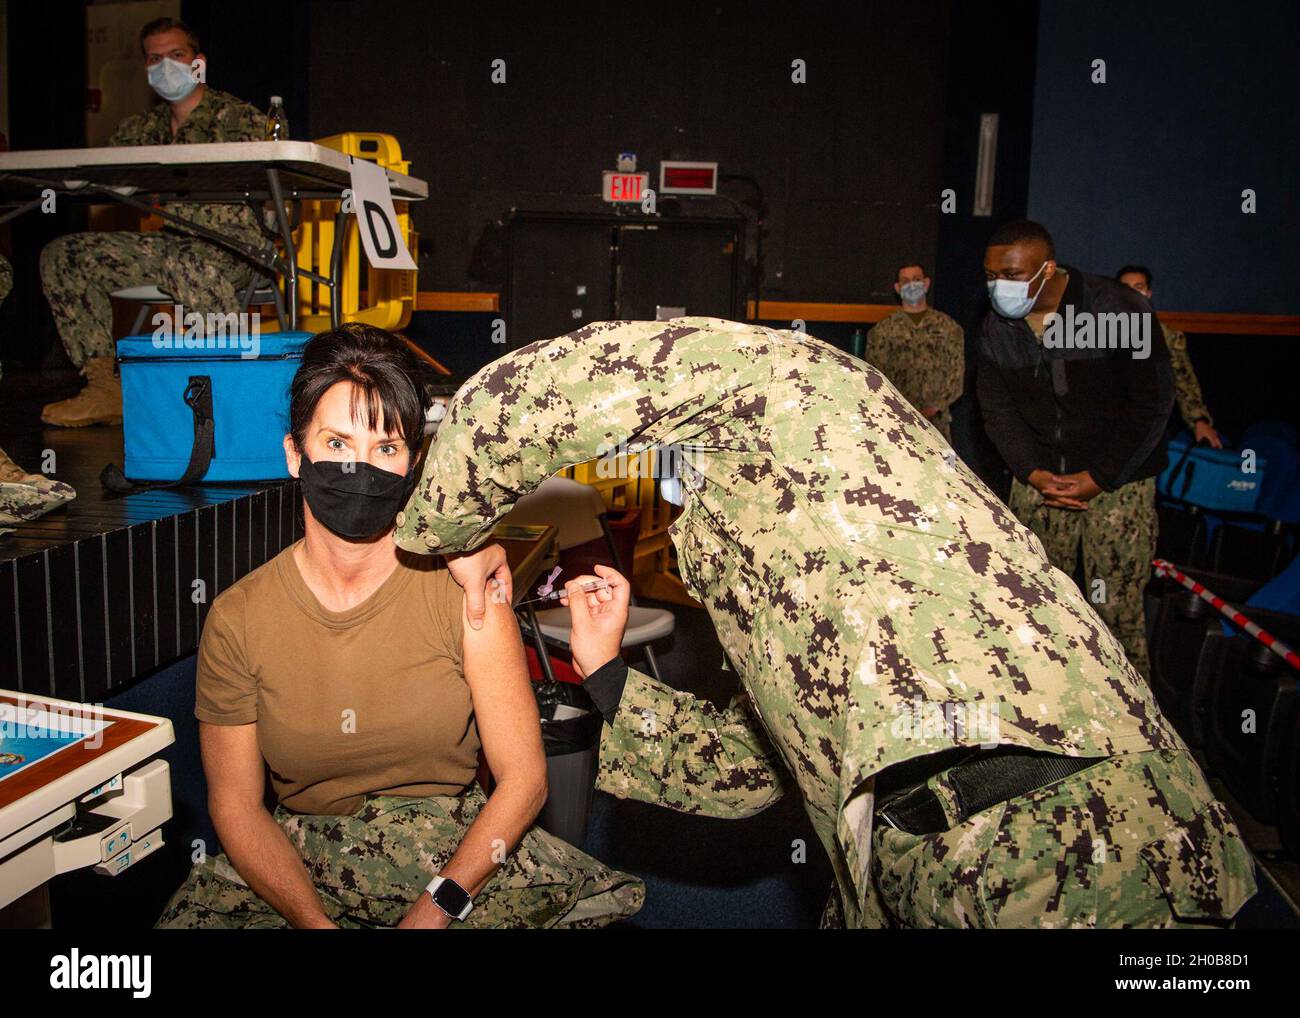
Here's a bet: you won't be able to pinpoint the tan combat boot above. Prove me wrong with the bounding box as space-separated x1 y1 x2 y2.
41 354 123 427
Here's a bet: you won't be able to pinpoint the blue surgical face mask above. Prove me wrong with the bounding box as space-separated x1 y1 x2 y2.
147 57 198 102
987 261 1049 319
899 280 927 305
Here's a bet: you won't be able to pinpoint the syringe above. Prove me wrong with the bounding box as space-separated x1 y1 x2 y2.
515 579 612 607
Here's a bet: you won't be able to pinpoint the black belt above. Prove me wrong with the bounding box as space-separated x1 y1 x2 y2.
875 747 1106 836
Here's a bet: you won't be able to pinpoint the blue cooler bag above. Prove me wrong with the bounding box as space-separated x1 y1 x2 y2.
1158 433 1265 514
107 331 311 487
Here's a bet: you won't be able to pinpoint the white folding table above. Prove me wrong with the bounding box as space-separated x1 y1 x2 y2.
0 141 429 329
0 691 174 926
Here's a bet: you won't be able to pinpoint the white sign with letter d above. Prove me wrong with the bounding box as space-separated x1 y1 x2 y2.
347 155 417 270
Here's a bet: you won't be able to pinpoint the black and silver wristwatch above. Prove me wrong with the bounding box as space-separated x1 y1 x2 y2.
425 875 473 921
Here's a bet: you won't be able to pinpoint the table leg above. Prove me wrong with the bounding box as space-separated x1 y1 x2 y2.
265 167 300 331
329 207 348 329
0 195 44 227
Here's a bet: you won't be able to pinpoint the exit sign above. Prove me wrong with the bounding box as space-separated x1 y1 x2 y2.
603 171 649 203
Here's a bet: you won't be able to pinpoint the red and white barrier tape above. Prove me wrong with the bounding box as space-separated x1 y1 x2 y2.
1152 558 1300 671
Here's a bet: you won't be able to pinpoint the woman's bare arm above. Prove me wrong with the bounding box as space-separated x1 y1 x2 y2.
398 593 547 928
201 722 337 929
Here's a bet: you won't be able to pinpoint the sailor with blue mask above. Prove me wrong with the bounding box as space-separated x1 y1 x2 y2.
976 219 1176 684
863 263 966 444
140 21 208 126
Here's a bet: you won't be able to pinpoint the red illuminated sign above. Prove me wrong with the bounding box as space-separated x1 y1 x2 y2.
603 171 649 203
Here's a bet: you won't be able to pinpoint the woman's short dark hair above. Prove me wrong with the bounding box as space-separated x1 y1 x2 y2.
289 324 429 457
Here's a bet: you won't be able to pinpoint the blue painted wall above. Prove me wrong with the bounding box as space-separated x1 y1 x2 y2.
1028 2 1299 314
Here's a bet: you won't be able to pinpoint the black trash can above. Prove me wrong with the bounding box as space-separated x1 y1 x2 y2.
533 680 603 847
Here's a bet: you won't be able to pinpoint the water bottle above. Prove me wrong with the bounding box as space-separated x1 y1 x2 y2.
850 327 866 359
264 96 289 141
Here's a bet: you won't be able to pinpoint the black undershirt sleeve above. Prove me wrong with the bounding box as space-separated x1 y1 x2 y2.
582 657 630 724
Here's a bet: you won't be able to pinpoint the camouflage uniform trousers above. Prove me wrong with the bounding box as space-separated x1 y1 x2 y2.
866 747 1256 928
0 254 77 533
1008 475 1156 681
39 231 252 367
155 785 644 929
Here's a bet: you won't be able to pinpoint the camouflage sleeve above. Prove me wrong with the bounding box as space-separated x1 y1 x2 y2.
864 320 910 400
395 320 771 555
0 256 11 306
108 112 149 146
918 318 965 411
864 319 895 373
1164 327 1212 428
219 101 268 142
595 667 788 819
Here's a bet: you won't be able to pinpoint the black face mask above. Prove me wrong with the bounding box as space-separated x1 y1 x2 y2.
297 453 418 540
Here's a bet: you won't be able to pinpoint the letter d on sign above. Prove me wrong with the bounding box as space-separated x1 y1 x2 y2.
347 156 417 270
363 201 399 259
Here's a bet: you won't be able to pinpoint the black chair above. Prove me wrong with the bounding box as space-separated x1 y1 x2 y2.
1206 520 1292 586
1145 568 1261 746
1202 607 1300 825
1155 502 1209 568
1147 585 1215 740
1187 628 1233 752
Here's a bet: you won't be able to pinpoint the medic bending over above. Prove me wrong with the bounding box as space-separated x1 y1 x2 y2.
406 318 1255 928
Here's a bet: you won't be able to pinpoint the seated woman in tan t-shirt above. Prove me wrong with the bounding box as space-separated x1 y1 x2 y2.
156 323 643 929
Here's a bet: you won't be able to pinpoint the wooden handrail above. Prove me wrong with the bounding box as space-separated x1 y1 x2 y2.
410 292 1300 335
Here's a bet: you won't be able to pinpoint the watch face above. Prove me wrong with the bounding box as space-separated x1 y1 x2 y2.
433 878 471 917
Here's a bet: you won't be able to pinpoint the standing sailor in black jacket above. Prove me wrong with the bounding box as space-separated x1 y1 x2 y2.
976 220 1173 681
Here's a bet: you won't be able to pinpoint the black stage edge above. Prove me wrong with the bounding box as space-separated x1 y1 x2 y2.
0 422 300 702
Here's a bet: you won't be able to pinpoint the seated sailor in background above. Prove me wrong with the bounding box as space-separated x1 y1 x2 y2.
156 325 643 929
39 17 266 427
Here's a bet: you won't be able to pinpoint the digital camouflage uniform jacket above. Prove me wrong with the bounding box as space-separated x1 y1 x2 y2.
865 308 964 441
395 318 1189 927
1162 322 1213 428
109 87 267 252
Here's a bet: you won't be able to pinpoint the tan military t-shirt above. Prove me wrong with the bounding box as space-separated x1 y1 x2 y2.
195 541 480 815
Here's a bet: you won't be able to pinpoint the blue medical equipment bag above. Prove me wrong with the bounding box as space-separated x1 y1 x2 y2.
107 331 311 486
1158 432 1265 514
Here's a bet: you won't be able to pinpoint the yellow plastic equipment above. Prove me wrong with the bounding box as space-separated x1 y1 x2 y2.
292 132 419 332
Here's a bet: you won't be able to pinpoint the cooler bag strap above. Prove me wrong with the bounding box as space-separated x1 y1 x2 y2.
101 375 216 493
1165 438 1198 502
1179 459 1197 501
